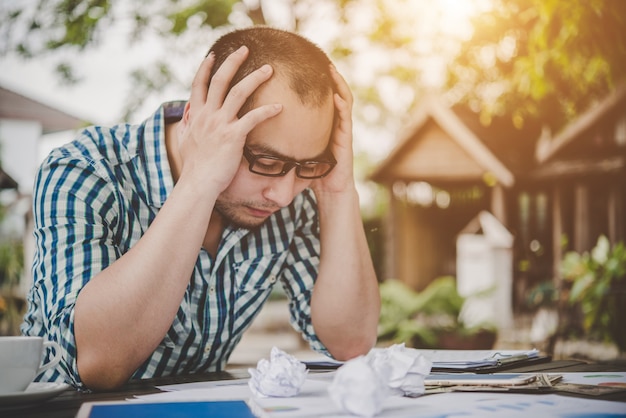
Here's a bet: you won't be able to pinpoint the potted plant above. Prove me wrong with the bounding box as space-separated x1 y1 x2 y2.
561 235 626 352
377 276 497 349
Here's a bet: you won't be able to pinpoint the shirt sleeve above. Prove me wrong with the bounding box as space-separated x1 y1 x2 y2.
22 142 120 389
279 189 331 357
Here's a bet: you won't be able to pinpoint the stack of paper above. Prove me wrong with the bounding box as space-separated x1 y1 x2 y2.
417 349 541 370
304 349 544 372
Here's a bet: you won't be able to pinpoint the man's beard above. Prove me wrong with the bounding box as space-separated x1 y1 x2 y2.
214 198 276 230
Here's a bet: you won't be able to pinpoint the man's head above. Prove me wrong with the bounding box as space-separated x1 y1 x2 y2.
207 26 335 115
186 26 338 230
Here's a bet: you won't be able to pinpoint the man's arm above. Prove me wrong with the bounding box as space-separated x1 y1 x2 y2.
73 47 282 390
309 66 381 360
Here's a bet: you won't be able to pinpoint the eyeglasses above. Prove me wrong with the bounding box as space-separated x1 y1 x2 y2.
243 146 336 179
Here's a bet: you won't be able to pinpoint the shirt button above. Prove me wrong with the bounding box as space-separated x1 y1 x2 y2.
204 344 212 353
209 286 215 294
269 275 277 283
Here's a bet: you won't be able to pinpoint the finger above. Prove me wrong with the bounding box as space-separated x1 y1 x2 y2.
237 103 283 137
333 93 353 140
189 52 216 113
221 64 274 117
329 64 353 107
206 45 249 110
331 89 355 166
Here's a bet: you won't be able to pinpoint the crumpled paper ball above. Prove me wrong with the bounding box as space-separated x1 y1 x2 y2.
366 343 432 396
328 355 390 417
329 344 432 416
248 346 308 398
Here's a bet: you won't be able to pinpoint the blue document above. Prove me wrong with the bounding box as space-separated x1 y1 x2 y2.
85 400 257 418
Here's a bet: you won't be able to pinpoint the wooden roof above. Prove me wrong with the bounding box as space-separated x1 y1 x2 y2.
0 85 87 133
0 166 18 189
535 82 626 163
370 95 515 187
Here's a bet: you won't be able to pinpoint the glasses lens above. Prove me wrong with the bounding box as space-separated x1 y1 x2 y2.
251 157 286 175
297 162 334 179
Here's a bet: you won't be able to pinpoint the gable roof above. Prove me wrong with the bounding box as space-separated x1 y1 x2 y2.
370 95 515 187
0 85 87 133
0 166 18 189
535 82 626 163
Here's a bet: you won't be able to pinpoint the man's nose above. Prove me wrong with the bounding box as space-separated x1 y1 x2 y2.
262 171 299 207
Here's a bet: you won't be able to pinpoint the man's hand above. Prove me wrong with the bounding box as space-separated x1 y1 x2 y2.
177 46 283 193
311 65 356 196
309 64 380 361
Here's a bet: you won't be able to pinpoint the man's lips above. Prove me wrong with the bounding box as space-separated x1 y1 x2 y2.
245 206 275 217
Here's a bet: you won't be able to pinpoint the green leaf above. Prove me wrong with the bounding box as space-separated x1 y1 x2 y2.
568 272 594 302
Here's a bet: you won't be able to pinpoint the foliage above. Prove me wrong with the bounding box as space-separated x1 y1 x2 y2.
525 280 557 310
2 0 625 166
561 235 626 347
378 276 487 348
0 200 25 335
0 1 461 128
446 0 626 131
0 240 24 289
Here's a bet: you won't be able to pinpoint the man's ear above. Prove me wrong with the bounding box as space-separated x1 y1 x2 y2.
182 101 192 125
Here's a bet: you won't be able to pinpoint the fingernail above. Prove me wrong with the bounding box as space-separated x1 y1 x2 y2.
260 64 272 73
238 45 248 54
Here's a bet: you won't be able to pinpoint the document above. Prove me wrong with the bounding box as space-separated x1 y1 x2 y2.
304 348 545 371
416 348 543 371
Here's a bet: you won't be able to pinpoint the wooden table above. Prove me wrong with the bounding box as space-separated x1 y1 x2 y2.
5 360 626 418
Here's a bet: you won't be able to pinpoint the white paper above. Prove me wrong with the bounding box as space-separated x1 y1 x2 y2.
327 344 432 416
328 356 389 417
133 384 252 402
367 343 432 396
156 378 249 392
248 346 308 398
558 371 626 386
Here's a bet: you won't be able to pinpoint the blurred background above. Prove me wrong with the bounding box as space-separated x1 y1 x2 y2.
0 0 625 365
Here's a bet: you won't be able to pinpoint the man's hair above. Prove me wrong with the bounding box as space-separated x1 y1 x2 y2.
207 26 334 114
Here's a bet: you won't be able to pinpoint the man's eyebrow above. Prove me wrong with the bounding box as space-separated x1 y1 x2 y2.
249 144 287 158
249 144 329 161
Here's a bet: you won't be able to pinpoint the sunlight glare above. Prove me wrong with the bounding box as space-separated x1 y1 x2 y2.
378 0 492 86
403 0 489 40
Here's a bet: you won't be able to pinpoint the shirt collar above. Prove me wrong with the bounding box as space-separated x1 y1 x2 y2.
144 101 186 208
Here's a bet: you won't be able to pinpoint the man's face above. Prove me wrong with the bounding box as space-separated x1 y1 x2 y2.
215 76 334 229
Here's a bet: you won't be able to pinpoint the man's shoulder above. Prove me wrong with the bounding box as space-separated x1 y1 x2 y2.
45 101 178 168
46 123 137 167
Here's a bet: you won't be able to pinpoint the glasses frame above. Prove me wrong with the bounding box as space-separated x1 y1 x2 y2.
242 146 337 179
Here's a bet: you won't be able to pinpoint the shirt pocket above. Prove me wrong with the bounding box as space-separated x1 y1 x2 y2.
232 253 286 294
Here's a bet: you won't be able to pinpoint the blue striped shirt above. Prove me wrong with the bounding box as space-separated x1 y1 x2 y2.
21 101 327 388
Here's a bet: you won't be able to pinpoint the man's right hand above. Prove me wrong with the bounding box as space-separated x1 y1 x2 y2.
176 45 283 195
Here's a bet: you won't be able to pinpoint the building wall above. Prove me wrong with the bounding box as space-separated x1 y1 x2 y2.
0 119 40 194
386 182 491 291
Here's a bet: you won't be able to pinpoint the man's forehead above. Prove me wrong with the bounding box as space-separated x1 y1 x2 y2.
247 142 330 160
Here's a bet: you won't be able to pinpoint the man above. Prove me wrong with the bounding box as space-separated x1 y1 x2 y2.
22 26 380 390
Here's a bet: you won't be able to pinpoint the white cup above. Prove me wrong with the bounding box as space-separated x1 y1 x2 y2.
0 336 62 393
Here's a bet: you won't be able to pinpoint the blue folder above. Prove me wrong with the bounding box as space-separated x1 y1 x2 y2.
87 400 257 418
